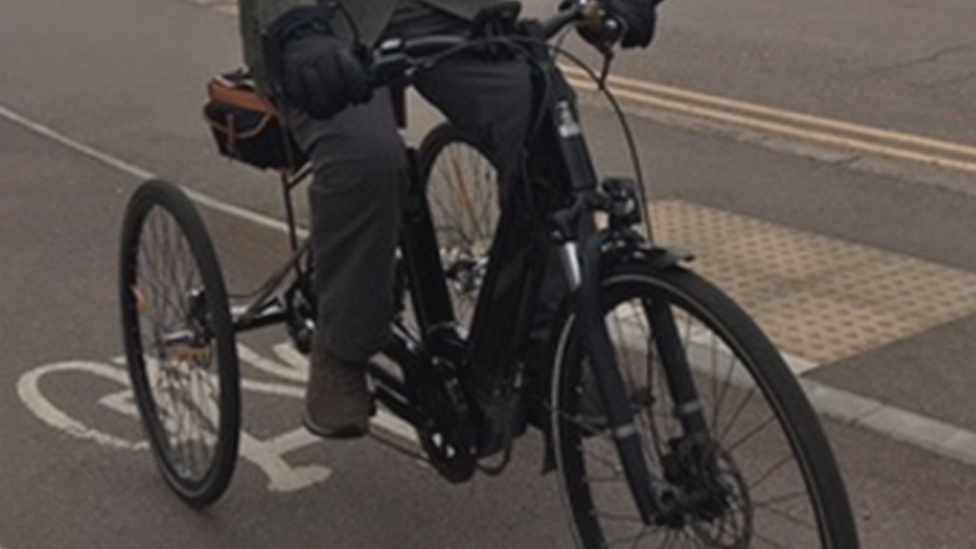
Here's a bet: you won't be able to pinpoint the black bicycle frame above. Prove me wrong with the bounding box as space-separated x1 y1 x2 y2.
372 62 590 407
363 49 662 520
228 15 715 525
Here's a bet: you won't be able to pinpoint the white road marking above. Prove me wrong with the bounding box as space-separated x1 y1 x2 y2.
5 99 976 470
17 343 421 494
17 361 148 451
271 343 311 380
0 104 154 180
0 103 302 237
239 429 332 492
240 344 308 384
16 349 331 491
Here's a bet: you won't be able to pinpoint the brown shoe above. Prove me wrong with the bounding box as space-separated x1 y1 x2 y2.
303 335 371 439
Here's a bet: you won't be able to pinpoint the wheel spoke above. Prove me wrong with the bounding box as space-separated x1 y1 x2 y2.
754 495 817 530
724 411 776 454
422 130 499 331
753 489 812 510
554 268 853 549
743 453 794 492
717 386 761 445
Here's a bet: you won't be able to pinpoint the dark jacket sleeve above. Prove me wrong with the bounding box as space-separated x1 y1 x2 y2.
238 0 318 94
239 0 495 94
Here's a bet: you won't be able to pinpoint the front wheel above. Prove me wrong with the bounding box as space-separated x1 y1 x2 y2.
550 263 859 548
119 179 240 507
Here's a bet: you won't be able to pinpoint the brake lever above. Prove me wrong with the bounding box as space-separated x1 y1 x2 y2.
598 49 614 91
577 6 623 88
596 18 622 89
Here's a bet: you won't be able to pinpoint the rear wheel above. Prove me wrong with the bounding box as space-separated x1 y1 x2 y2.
416 123 499 330
551 263 859 549
119 179 240 507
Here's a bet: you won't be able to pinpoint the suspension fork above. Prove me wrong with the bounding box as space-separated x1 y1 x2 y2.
555 218 671 525
645 300 712 438
539 63 688 522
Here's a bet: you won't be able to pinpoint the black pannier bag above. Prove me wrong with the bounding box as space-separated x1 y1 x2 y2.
203 69 307 172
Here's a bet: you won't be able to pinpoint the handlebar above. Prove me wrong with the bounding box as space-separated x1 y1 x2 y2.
541 0 589 38
369 0 604 83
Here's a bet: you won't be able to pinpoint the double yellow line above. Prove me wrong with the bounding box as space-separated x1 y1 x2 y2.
561 65 976 176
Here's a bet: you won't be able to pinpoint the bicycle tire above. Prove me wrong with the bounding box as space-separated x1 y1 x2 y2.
550 263 859 549
416 123 499 331
119 179 240 507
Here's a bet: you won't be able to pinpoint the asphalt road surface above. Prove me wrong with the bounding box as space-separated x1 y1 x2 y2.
2 1 976 548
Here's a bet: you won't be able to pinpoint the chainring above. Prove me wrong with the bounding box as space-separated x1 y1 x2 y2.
415 369 478 483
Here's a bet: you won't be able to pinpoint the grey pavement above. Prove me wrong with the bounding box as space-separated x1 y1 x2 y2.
3 0 976 548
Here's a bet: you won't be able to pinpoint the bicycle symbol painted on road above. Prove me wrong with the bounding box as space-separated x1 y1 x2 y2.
16 342 412 493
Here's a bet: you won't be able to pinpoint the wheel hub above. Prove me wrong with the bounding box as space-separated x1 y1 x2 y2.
443 249 488 295
660 436 753 547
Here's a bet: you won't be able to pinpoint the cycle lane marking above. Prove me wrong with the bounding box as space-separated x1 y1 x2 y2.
15 341 418 493
5 98 976 471
15 347 328 492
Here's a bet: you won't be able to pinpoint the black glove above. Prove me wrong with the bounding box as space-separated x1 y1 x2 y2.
265 6 373 120
280 33 372 119
603 0 660 49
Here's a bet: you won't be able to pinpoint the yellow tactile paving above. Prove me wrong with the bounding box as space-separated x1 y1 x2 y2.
651 200 976 365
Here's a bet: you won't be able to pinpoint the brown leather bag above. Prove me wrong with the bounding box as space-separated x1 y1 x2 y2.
203 70 307 172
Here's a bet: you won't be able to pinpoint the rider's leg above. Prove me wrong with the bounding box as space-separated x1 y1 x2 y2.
283 88 408 437
277 6 475 439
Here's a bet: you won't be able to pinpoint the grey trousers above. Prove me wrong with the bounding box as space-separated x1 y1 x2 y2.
284 54 536 362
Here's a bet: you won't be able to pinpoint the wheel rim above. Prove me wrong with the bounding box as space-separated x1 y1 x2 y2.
555 277 837 548
129 205 224 486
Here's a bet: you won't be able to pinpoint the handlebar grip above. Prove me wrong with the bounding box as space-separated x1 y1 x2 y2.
541 4 583 38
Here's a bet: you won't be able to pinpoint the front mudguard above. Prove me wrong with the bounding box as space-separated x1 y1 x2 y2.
599 233 692 274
